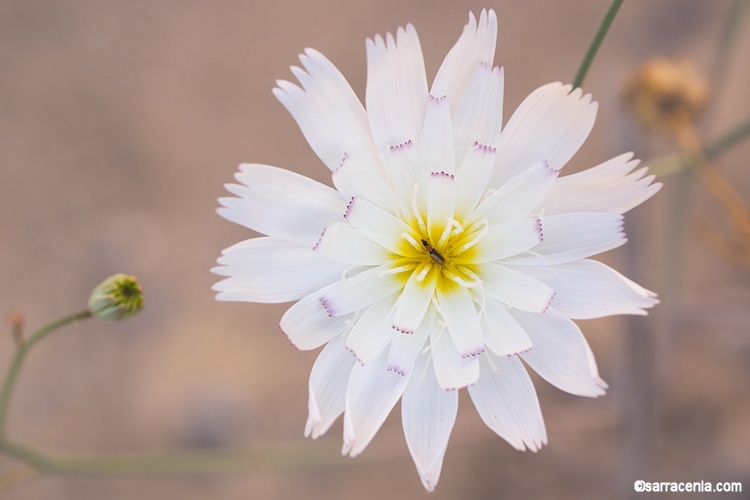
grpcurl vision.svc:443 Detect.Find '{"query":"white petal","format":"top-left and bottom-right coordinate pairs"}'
top-left (386, 139), bottom-right (428, 220)
top-left (366, 25), bottom-right (428, 167)
top-left (314, 222), bottom-right (391, 266)
top-left (505, 213), bottom-right (625, 265)
top-left (320, 265), bottom-right (405, 317)
top-left (213, 237), bottom-right (345, 303)
top-left (514, 308), bottom-right (607, 397)
top-left (480, 299), bottom-right (533, 356)
top-left (331, 156), bottom-right (400, 215)
top-left (393, 266), bottom-right (437, 334)
top-left (473, 217), bottom-right (543, 263)
top-left (273, 49), bottom-right (383, 173)
top-left (479, 263), bottom-right (556, 313)
top-left (344, 196), bottom-right (416, 254)
top-left (218, 164), bottom-right (346, 246)
top-left (454, 143), bottom-right (498, 217)
top-left (431, 9), bottom-right (498, 113)
top-left (306, 336), bottom-right (357, 439)
top-left (429, 320), bottom-right (480, 390)
top-left (467, 353), bottom-right (547, 451)
top-left (436, 279), bottom-right (485, 357)
top-left (419, 95), bottom-right (455, 174)
top-left (491, 83), bottom-right (598, 187)
top-left (346, 295), bottom-right (397, 365)
top-left (279, 283), bottom-right (351, 350)
top-left (387, 308), bottom-right (434, 376)
top-left (342, 350), bottom-right (411, 457)
top-left (453, 64), bottom-right (504, 164)
top-left (402, 353), bottom-right (458, 492)
top-left (541, 153), bottom-right (663, 215)
top-left (519, 260), bottom-right (658, 319)
top-left (472, 160), bottom-right (560, 225)
top-left (427, 171), bottom-right (457, 244)
top-left (584, 338), bottom-right (609, 390)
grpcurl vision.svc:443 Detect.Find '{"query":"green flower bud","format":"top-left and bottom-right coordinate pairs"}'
top-left (88, 274), bottom-right (143, 321)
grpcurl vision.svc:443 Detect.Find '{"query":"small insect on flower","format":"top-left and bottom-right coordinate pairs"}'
top-left (421, 239), bottom-right (446, 265)
top-left (213, 8), bottom-right (661, 492)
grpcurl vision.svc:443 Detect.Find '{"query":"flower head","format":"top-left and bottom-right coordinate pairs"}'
top-left (622, 57), bottom-right (709, 133)
top-left (88, 273), bottom-right (143, 321)
top-left (213, 9), bottom-right (660, 491)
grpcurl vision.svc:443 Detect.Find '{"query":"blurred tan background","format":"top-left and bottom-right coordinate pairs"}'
top-left (1, 1), bottom-right (749, 498)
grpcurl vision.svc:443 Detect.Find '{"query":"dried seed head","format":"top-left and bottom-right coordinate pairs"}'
top-left (622, 58), bottom-right (709, 134)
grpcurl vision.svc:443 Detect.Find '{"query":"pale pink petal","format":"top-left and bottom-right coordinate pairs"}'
top-left (273, 49), bottom-right (383, 173)
top-left (505, 213), bottom-right (626, 265)
top-left (213, 237), bottom-right (345, 303)
top-left (585, 338), bottom-right (609, 390)
top-left (454, 143), bottom-right (498, 216)
top-left (472, 160), bottom-right (560, 225)
top-left (402, 353), bottom-right (458, 492)
top-left (480, 299), bottom-right (533, 356)
top-left (387, 308), bottom-right (434, 376)
top-left (344, 196), bottom-right (417, 254)
top-left (279, 283), bottom-right (351, 350)
top-left (435, 279), bottom-right (484, 358)
top-left (473, 218), bottom-right (543, 263)
top-left (519, 260), bottom-right (658, 319)
top-left (467, 353), bottom-right (547, 451)
top-left (453, 64), bottom-right (504, 163)
top-left (393, 267), bottom-right (437, 334)
top-left (320, 265), bottom-right (406, 317)
top-left (542, 153), bottom-right (662, 215)
top-left (427, 171), bottom-right (457, 244)
top-left (491, 83), bottom-right (598, 187)
top-left (342, 350), bottom-right (411, 457)
top-left (331, 156), bottom-right (401, 216)
top-left (314, 223), bottom-right (392, 266)
top-left (346, 295), bottom-right (398, 365)
top-left (429, 321), bottom-right (480, 390)
top-left (366, 25), bottom-right (428, 167)
top-left (218, 164), bottom-right (347, 246)
top-left (514, 308), bottom-right (607, 397)
top-left (431, 9), bottom-right (498, 113)
top-left (306, 336), bottom-right (357, 439)
top-left (386, 139), bottom-right (428, 220)
top-left (479, 263), bottom-right (555, 312)
top-left (419, 95), bottom-right (455, 174)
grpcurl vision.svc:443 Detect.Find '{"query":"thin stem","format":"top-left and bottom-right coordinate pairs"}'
top-left (704, 116), bottom-right (750, 160)
top-left (572, 0), bottom-right (624, 89)
top-left (676, 125), bottom-right (750, 235)
top-left (0, 439), bottom-right (349, 477)
top-left (710, 0), bottom-right (749, 88)
top-left (0, 310), bottom-right (92, 438)
top-left (648, 116), bottom-right (750, 178)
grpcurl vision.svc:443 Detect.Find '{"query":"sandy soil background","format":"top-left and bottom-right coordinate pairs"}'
top-left (1, 1), bottom-right (749, 498)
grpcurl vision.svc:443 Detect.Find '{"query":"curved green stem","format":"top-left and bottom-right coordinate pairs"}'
top-left (0, 310), bottom-right (92, 438)
top-left (711, 0), bottom-right (749, 87)
top-left (704, 116), bottom-right (750, 160)
top-left (0, 439), bottom-right (347, 477)
top-left (0, 309), bottom-right (358, 483)
top-left (648, 116), bottom-right (750, 178)
top-left (572, 0), bottom-right (624, 89)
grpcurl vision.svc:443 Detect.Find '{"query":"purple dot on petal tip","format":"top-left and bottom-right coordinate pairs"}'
top-left (335, 152), bottom-right (349, 172)
top-left (313, 229), bottom-right (326, 250)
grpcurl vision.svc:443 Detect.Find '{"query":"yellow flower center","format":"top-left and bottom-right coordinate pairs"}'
top-left (389, 215), bottom-right (487, 292)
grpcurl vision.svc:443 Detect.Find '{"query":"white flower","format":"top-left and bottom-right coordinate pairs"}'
top-left (213, 9), bottom-right (660, 491)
